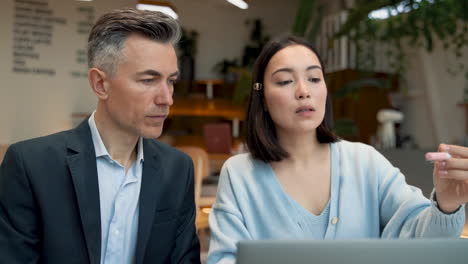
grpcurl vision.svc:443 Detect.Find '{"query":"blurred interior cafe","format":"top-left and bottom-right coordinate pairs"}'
top-left (0, 0), bottom-right (468, 259)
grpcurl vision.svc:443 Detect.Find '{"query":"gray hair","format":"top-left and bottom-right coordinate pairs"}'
top-left (87, 8), bottom-right (181, 75)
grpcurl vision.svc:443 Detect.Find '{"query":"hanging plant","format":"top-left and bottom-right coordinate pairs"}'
top-left (336, 0), bottom-right (468, 85)
top-left (292, 0), bottom-right (326, 41)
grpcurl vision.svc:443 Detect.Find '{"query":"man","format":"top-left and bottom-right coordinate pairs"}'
top-left (0, 8), bottom-right (200, 264)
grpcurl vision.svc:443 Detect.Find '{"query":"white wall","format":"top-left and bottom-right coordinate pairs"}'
top-left (173, 0), bottom-right (299, 79)
top-left (0, 0), bottom-right (300, 144)
top-left (401, 41), bottom-right (467, 148)
top-left (0, 0), bottom-right (139, 144)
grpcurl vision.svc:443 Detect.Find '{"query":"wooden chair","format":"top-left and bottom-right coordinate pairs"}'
top-left (176, 146), bottom-right (212, 251)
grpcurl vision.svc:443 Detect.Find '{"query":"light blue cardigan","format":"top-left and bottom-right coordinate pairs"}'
top-left (207, 140), bottom-right (465, 264)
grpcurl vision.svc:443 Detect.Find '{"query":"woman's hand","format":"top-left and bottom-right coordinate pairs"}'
top-left (433, 144), bottom-right (468, 213)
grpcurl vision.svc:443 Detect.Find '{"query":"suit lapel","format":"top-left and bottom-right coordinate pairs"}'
top-left (67, 119), bottom-right (102, 264)
top-left (135, 139), bottom-right (163, 264)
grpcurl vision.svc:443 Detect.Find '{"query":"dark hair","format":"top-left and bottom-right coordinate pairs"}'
top-left (245, 35), bottom-right (339, 163)
top-left (87, 8), bottom-right (181, 75)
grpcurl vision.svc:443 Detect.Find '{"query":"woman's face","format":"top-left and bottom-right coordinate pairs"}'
top-left (263, 44), bottom-right (327, 136)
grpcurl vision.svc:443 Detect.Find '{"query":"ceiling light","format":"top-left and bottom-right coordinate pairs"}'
top-left (137, 0), bottom-right (178, 19)
top-left (227, 0), bottom-right (248, 9)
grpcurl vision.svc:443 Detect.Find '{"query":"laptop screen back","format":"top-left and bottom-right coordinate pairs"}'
top-left (237, 239), bottom-right (468, 264)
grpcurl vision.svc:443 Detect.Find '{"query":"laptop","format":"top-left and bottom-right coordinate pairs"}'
top-left (237, 239), bottom-right (468, 264)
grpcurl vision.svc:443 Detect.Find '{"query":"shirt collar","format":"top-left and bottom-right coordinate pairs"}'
top-left (88, 111), bottom-right (144, 162)
top-left (136, 137), bottom-right (144, 162)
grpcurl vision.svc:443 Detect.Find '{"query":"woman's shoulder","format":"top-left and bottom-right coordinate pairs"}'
top-left (223, 152), bottom-right (266, 170)
top-left (333, 139), bottom-right (377, 156)
top-left (220, 152), bottom-right (271, 183)
top-left (224, 152), bottom-right (252, 165)
top-left (333, 140), bottom-right (393, 173)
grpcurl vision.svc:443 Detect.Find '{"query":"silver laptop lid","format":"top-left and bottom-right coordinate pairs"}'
top-left (237, 239), bottom-right (468, 264)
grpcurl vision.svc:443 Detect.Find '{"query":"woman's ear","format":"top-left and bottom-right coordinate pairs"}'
top-left (88, 68), bottom-right (109, 100)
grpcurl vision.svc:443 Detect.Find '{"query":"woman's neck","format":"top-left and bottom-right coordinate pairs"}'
top-left (275, 129), bottom-right (328, 168)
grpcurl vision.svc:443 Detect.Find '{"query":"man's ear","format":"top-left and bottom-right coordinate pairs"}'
top-left (88, 68), bottom-right (109, 100)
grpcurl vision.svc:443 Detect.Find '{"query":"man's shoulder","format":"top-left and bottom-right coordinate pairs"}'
top-left (143, 138), bottom-right (190, 161)
top-left (2, 128), bottom-right (79, 168)
top-left (11, 129), bottom-right (73, 153)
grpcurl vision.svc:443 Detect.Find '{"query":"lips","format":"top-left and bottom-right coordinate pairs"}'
top-left (146, 114), bottom-right (167, 119)
top-left (295, 105), bottom-right (315, 113)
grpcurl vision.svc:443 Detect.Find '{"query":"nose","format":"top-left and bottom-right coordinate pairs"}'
top-left (155, 83), bottom-right (173, 106)
top-left (295, 80), bottom-right (310, 100)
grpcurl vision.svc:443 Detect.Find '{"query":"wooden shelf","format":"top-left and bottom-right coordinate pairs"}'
top-left (71, 96), bottom-right (245, 173)
top-left (170, 97), bottom-right (245, 120)
top-left (170, 135), bottom-right (242, 152)
top-left (72, 97), bottom-right (245, 121)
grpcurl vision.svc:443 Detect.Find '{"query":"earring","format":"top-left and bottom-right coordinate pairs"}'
top-left (253, 83), bottom-right (262, 91)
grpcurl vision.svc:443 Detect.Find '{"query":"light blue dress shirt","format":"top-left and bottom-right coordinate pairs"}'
top-left (88, 112), bottom-right (144, 264)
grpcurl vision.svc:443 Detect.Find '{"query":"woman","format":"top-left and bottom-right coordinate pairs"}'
top-left (207, 35), bottom-right (467, 264)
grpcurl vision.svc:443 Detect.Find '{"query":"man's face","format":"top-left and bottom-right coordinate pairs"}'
top-left (102, 34), bottom-right (178, 139)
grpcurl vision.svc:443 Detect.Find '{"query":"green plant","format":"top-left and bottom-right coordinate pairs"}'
top-left (231, 67), bottom-right (252, 105)
top-left (215, 18), bottom-right (270, 104)
top-left (176, 27), bottom-right (199, 97)
top-left (178, 27), bottom-right (199, 57)
top-left (292, 0), bottom-right (326, 41)
top-left (334, 78), bottom-right (391, 100)
top-left (231, 19), bottom-right (270, 104)
top-left (241, 18), bottom-right (270, 67)
top-left (213, 58), bottom-right (239, 77)
top-left (333, 118), bottom-right (359, 138)
top-left (336, 0), bottom-right (468, 79)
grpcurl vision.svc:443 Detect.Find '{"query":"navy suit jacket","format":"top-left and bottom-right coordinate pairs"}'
top-left (0, 119), bottom-right (200, 263)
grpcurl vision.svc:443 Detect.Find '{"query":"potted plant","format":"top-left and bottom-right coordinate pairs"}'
top-left (177, 27), bottom-right (199, 97)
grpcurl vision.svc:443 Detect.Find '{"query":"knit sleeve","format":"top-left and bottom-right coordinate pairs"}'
top-left (207, 158), bottom-right (252, 264)
top-left (372, 148), bottom-right (466, 238)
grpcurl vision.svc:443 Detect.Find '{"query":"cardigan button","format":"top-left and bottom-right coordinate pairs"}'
top-left (330, 217), bottom-right (339, 225)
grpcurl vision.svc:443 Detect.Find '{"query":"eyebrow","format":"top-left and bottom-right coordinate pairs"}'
top-left (271, 65), bottom-right (322, 76)
top-left (136, 69), bottom-right (179, 78)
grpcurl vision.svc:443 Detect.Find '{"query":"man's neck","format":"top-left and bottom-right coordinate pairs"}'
top-left (94, 110), bottom-right (139, 171)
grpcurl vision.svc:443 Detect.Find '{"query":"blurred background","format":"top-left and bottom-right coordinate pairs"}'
top-left (1, 0), bottom-right (467, 257)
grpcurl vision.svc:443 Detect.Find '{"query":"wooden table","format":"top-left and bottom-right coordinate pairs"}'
top-left (195, 79), bottom-right (224, 99)
top-left (170, 97), bottom-right (245, 137)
